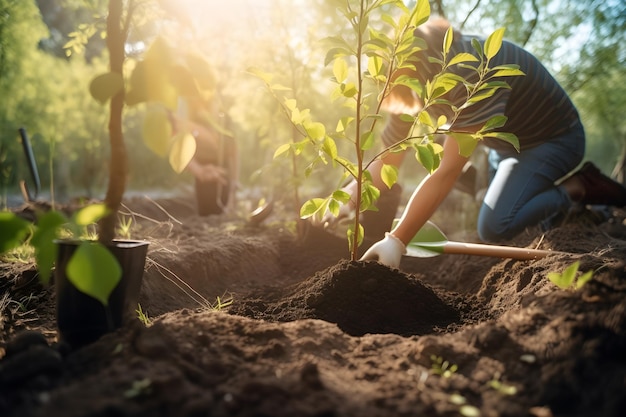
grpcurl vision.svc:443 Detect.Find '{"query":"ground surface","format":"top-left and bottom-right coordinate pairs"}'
top-left (1, 195), bottom-right (625, 417)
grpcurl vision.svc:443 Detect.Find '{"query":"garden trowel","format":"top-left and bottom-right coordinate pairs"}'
top-left (405, 220), bottom-right (565, 260)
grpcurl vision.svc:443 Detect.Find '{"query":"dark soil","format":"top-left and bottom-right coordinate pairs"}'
top-left (1, 195), bottom-right (625, 417)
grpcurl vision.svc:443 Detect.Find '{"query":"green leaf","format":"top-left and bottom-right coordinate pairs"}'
top-left (484, 132), bottom-right (520, 152)
top-left (322, 137), bottom-right (338, 161)
top-left (415, 143), bottom-right (437, 173)
top-left (418, 110), bottom-right (435, 129)
top-left (467, 88), bottom-right (498, 104)
top-left (333, 58), bottom-right (348, 84)
top-left (491, 67), bottom-right (525, 77)
top-left (0, 213), bottom-right (31, 253)
top-left (576, 270), bottom-right (594, 289)
top-left (332, 190), bottom-right (351, 205)
top-left (300, 198), bottom-right (327, 220)
top-left (168, 132), bottom-right (196, 173)
top-left (342, 82), bottom-right (358, 98)
top-left (305, 121), bottom-right (326, 141)
top-left (66, 242), bottom-right (122, 305)
top-left (367, 54), bottom-right (383, 77)
top-left (126, 60), bottom-right (178, 109)
top-left (449, 132), bottom-right (479, 158)
top-left (31, 211), bottom-right (67, 284)
top-left (447, 52), bottom-right (479, 67)
top-left (381, 164), bottom-right (398, 189)
top-left (328, 199), bottom-right (340, 217)
top-left (480, 115), bottom-right (508, 132)
top-left (360, 131), bottom-right (375, 151)
top-left (547, 261), bottom-right (579, 289)
top-left (484, 28), bottom-right (505, 60)
top-left (73, 204), bottom-right (109, 227)
top-left (361, 183), bottom-right (381, 212)
top-left (89, 72), bottom-right (124, 105)
top-left (346, 222), bottom-right (364, 253)
top-left (471, 38), bottom-right (483, 59)
top-left (273, 143), bottom-right (291, 159)
top-left (142, 108), bottom-right (173, 157)
top-left (428, 73), bottom-right (460, 99)
top-left (394, 75), bottom-right (424, 98)
top-left (443, 27), bottom-right (453, 55)
top-left (246, 66), bottom-right (274, 84)
top-left (412, 0), bottom-right (431, 27)
top-left (336, 117), bottom-right (354, 133)
top-left (324, 47), bottom-right (351, 66)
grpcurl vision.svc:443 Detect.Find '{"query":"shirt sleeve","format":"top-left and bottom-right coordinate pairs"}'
top-left (381, 114), bottom-right (414, 148)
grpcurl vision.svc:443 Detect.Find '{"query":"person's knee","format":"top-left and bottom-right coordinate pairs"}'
top-left (477, 219), bottom-right (501, 243)
top-left (477, 208), bottom-right (512, 243)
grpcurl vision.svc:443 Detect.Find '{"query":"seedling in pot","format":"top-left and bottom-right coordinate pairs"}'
top-left (1, 204), bottom-right (121, 305)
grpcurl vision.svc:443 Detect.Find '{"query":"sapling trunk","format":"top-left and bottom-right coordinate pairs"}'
top-left (99, 0), bottom-right (129, 244)
top-left (350, 0), bottom-right (367, 262)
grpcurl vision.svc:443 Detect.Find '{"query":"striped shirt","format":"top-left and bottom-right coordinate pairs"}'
top-left (382, 35), bottom-right (580, 152)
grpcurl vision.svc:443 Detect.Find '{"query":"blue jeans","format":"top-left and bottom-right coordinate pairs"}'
top-left (477, 121), bottom-right (585, 242)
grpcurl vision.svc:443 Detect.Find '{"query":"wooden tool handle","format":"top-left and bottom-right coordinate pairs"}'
top-left (443, 241), bottom-right (561, 260)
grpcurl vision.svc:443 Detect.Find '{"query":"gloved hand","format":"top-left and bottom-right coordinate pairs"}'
top-left (360, 232), bottom-right (407, 268)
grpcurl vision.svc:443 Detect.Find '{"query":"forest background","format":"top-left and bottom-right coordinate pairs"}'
top-left (0, 0), bottom-right (624, 215)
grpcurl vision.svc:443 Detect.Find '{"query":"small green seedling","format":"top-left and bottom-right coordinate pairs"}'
top-left (448, 394), bottom-right (480, 417)
top-left (488, 374), bottom-right (518, 396)
top-left (124, 378), bottom-right (152, 399)
top-left (117, 215), bottom-right (134, 240)
top-left (136, 303), bottom-right (152, 326)
top-left (547, 261), bottom-right (593, 290)
top-left (0, 204), bottom-right (122, 306)
top-left (430, 354), bottom-right (458, 378)
top-left (212, 295), bottom-right (233, 311)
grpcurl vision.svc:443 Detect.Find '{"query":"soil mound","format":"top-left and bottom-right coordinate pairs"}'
top-left (230, 259), bottom-right (461, 336)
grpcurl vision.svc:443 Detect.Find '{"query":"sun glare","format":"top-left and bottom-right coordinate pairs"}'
top-left (179, 0), bottom-right (273, 28)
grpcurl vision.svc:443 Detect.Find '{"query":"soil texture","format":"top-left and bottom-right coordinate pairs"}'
top-left (1, 196), bottom-right (625, 417)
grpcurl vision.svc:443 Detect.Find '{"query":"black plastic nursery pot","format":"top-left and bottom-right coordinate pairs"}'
top-left (54, 239), bottom-right (149, 350)
top-left (195, 178), bottom-right (231, 216)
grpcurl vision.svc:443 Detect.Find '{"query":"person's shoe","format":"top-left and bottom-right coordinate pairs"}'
top-left (574, 162), bottom-right (626, 207)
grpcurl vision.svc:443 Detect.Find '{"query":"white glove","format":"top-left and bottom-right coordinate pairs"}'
top-left (360, 232), bottom-right (407, 268)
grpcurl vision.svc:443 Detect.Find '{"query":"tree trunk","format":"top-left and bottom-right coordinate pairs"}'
top-left (99, 0), bottom-right (127, 244)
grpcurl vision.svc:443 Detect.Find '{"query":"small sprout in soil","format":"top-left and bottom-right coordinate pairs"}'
top-left (124, 378), bottom-right (152, 399)
top-left (136, 303), bottom-right (151, 326)
top-left (14, 293), bottom-right (38, 313)
top-left (430, 354), bottom-right (458, 378)
top-left (112, 343), bottom-right (124, 355)
top-left (116, 215), bottom-right (134, 240)
top-left (547, 261), bottom-right (593, 290)
top-left (210, 294), bottom-right (233, 311)
top-left (448, 394), bottom-right (480, 417)
top-left (488, 373), bottom-right (518, 396)
top-left (459, 405), bottom-right (481, 417)
top-left (449, 393), bottom-right (466, 405)
top-left (0, 242), bottom-right (34, 264)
